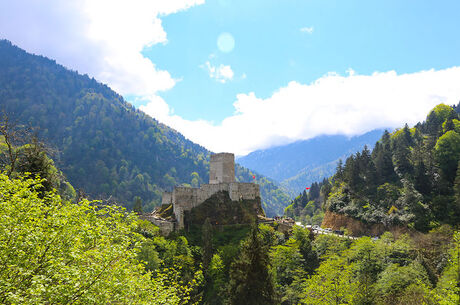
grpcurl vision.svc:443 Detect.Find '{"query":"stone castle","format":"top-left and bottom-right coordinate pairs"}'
top-left (146, 153), bottom-right (260, 234)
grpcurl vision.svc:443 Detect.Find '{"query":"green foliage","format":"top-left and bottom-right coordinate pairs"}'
top-left (284, 178), bottom-right (330, 225)
top-left (347, 237), bottom-right (384, 303)
top-left (0, 173), bottom-right (154, 304)
top-left (375, 262), bottom-right (431, 304)
top-left (428, 104), bottom-right (457, 127)
top-left (202, 218), bottom-right (213, 278)
top-left (295, 229), bottom-right (457, 304)
top-left (150, 267), bottom-right (203, 305)
top-left (301, 256), bottom-right (359, 305)
top-left (324, 103), bottom-right (460, 229)
top-left (227, 223), bottom-right (276, 305)
top-left (435, 130), bottom-right (460, 183)
top-left (133, 195), bottom-right (143, 214)
top-left (270, 239), bottom-right (306, 301)
top-left (0, 131), bottom-right (75, 201)
top-left (435, 231), bottom-right (460, 304)
top-left (313, 233), bottom-right (351, 260)
top-left (205, 254), bottom-right (226, 305)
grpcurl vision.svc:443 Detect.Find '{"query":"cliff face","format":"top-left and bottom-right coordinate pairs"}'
top-left (184, 190), bottom-right (264, 230)
top-left (321, 211), bottom-right (405, 236)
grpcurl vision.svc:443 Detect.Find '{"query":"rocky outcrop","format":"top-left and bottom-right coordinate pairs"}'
top-left (140, 213), bottom-right (175, 236)
top-left (183, 190), bottom-right (264, 230)
top-left (322, 211), bottom-right (388, 236)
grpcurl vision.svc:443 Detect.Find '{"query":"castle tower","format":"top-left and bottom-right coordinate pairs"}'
top-left (209, 153), bottom-right (235, 184)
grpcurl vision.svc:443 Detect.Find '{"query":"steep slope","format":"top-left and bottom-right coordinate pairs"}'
top-left (237, 130), bottom-right (384, 195)
top-left (0, 40), bottom-right (289, 215)
top-left (296, 103), bottom-right (460, 233)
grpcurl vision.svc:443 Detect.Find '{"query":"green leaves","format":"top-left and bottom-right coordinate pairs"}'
top-left (301, 256), bottom-right (358, 305)
top-left (0, 173), bottom-right (197, 304)
top-left (227, 223), bottom-right (276, 305)
top-left (435, 130), bottom-right (460, 183)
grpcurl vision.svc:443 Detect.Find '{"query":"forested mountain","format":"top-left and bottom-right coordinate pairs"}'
top-left (288, 103), bottom-right (460, 232)
top-left (0, 40), bottom-right (289, 215)
top-left (237, 130), bottom-right (384, 196)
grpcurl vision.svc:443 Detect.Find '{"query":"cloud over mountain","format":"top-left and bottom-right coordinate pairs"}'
top-left (141, 67), bottom-right (460, 155)
top-left (0, 0), bottom-right (204, 95)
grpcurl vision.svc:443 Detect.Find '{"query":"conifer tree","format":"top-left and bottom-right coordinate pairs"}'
top-left (453, 160), bottom-right (460, 223)
top-left (227, 222), bottom-right (276, 305)
top-left (133, 196), bottom-right (143, 214)
top-left (360, 145), bottom-right (378, 197)
top-left (202, 217), bottom-right (213, 278)
top-left (335, 159), bottom-right (344, 182)
top-left (414, 161), bottom-right (431, 196)
top-left (374, 133), bottom-right (397, 183)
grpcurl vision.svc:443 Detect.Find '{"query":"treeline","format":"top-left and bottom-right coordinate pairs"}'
top-left (0, 40), bottom-right (289, 215)
top-left (286, 103), bottom-right (460, 232)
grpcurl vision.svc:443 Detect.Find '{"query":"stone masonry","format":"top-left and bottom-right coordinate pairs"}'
top-left (158, 153), bottom-right (260, 231)
top-left (209, 153), bottom-right (235, 184)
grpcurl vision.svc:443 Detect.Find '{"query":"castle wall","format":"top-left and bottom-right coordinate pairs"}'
top-left (162, 192), bottom-right (172, 205)
top-left (163, 153), bottom-right (262, 230)
top-left (172, 182), bottom-right (261, 229)
top-left (209, 153), bottom-right (235, 184)
top-left (199, 183), bottom-right (229, 202)
top-left (228, 183), bottom-right (259, 201)
top-left (172, 187), bottom-right (199, 229)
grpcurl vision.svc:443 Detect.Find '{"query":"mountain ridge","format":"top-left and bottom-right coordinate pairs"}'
top-left (0, 39), bottom-right (289, 216)
top-left (237, 129), bottom-right (385, 195)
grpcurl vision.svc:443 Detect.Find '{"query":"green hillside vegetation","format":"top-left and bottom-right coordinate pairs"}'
top-left (284, 178), bottom-right (331, 225)
top-left (0, 40), bottom-right (289, 216)
top-left (295, 227), bottom-right (459, 305)
top-left (0, 172), bottom-right (202, 304)
top-left (287, 103), bottom-right (460, 232)
top-left (1, 167), bottom-right (458, 304)
top-left (324, 103), bottom-right (460, 231)
top-left (0, 122), bottom-right (76, 201)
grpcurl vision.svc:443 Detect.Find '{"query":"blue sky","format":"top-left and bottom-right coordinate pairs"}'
top-left (1, 0), bottom-right (460, 155)
top-left (140, 0), bottom-right (460, 122)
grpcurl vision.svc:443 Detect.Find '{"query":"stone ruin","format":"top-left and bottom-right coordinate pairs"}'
top-left (143, 153), bottom-right (260, 235)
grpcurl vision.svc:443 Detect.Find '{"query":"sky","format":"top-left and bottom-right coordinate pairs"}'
top-left (1, 0), bottom-right (460, 155)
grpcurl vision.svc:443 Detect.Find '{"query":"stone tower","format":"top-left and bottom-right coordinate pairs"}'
top-left (209, 153), bottom-right (235, 184)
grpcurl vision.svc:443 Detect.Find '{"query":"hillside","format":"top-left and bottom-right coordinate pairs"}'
top-left (0, 40), bottom-right (289, 216)
top-left (289, 103), bottom-right (460, 233)
top-left (237, 130), bottom-right (384, 195)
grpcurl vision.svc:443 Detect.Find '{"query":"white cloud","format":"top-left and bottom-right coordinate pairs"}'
top-left (203, 61), bottom-right (234, 83)
top-left (0, 0), bottom-right (204, 96)
top-left (2, 2), bottom-right (459, 157)
top-left (300, 26), bottom-right (314, 34)
top-left (140, 67), bottom-right (460, 156)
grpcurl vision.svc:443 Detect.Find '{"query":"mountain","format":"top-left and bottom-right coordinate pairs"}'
top-left (237, 130), bottom-right (385, 195)
top-left (0, 39), bottom-right (289, 216)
